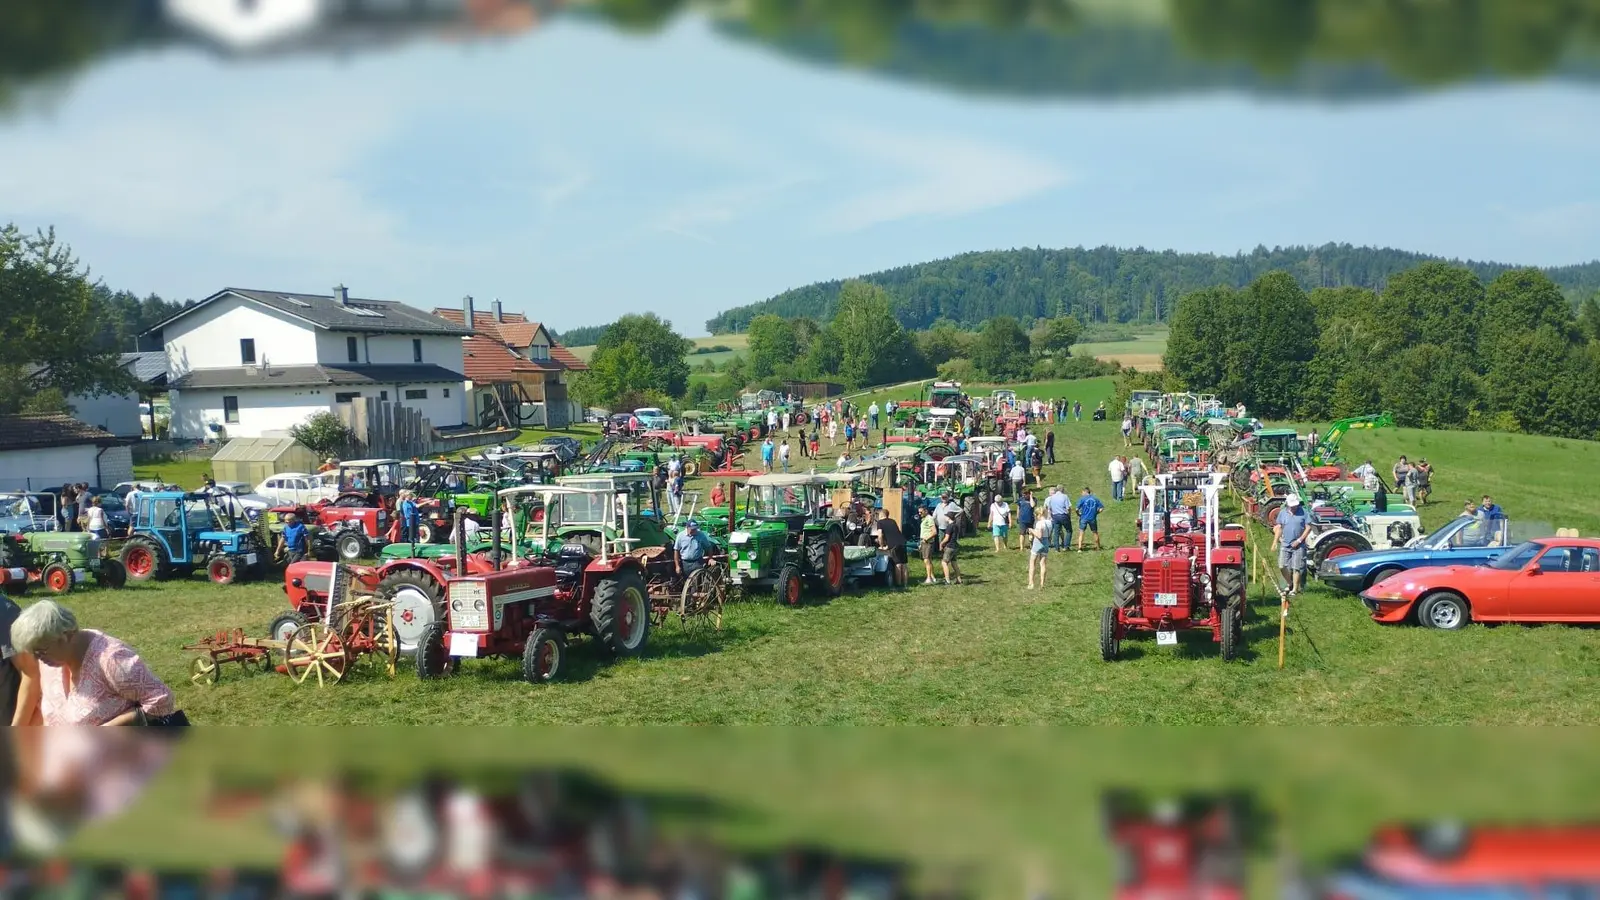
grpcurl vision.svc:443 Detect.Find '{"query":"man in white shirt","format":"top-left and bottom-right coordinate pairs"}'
top-left (988, 496), bottom-right (1011, 553)
top-left (666, 456), bottom-right (682, 478)
top-left (1108, 456), bottom-right (1127, 501)
top-left (1009, 459), bottom-right (1027, 499)
top-left (1352, 459), bottom-right (1379, 491)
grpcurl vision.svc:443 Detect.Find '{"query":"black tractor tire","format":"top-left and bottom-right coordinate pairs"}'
top-left (1220, 605), bottom-right (1242, 661)
top-left (415, 521), bottom-right (438, 544)
top-left (95, 558), bottom-right (127, 589)
top-left (775, 564), bottom-right (804, 607)
top-left (207, 555), bottom-right (237, 586)
top-left (521, 627), bottom-right (566, 684)
top-left (120, 536), bottom-right (169, 583)
top-left (414, 620), bottom-right (459, 679)
top-left (335, 531), bottom-right (369, 562)
top-left (806, 530), bottom-right (846, 597)
top-left (269, 610), bottom-right (309, 644)
top-left (376, 569), bottom-right (445, 655)
top-left (1114, 564), bottom-right (1141, 610)
top-left (41, 563), bottom-right (73, 596)
top-left (1311, 532), bottom-right (1371, 569)
top-left (591, 568), bottom-right (650, 658)
top-left (1258, 498), bottom-right (1284, 528)
top-left (962, 495), bottom-right (981, 536)
top-left (1214, 565), bottom-right (1247, 613)
top-left (1100, 606), bottom-right (1120, 661)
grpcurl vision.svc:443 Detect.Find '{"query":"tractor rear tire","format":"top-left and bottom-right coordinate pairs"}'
top-left (1220, 605), bottom-right (1242, 661)
top-left (95, 558), bottom-right (127, 589)
top-left (591, 568), bottom-right (650, 658)
top-left (208, 556), bottom-right (237, 586)
top-left (806, 531), bottom-right (845, 597)
top-left (775, 565), bottom-right (804, 607)
top-left (1311, 532), bottom-right (1371, 568)
top-left (120, 537), bottom-right (168, 583)
top-left (376, 569), bottom-right (444, 655)
top-left (521, 627), bottom-right (566, 684)
top-left (415, 522), bottom-right (438, 544)
top-left (269, 610), bottom-right (309, 644)
top-left (1100, 607), bottom-right (1120, 661)
top-left (336, 531), bottom-right (368, 563)
top-left (962, 495), bottom-right (981, 537)
top-left (414, 620), bottom-right (459, 679)
top-left (1114, 564), bottom-right (1141, 610)
top-left (1215, 565), bottom-right (1246, 613)
top-left (42, 563), bottom-right (73, 596)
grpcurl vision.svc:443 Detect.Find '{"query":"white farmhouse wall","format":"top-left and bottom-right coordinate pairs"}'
top-left (314, 332), bottom-right (463, 368)
top-left (164, 295), bottom-right (320, 376)
top-left (169, 386), bottom-right (335, 440)
top-left (0, 445), bottom-right (104, 492)
top-left (70, 390), bottom-right (143, 438)
top-left (394, 382), bottom-right (466, 428)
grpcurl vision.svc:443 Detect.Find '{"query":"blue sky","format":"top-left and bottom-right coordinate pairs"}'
top-left (1, 13), bottom-right (1597, 336)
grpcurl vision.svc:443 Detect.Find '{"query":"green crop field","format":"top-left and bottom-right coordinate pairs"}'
top-left (569, 333), bottom-right (751, 368)
top-left (78, 374), bottom-right (1598, 734)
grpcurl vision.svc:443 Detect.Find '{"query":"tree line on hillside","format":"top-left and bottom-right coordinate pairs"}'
top-left (1157, 262), bottom-right (1600, 440)
top-left (571, 282), bottom-right (1118, 412)
top-left (551, 323), bottom-right (609, 347)
top-left (704, 244), bottom-right (1600, 335)
top-left (1, 224), bottom-right (191, 416)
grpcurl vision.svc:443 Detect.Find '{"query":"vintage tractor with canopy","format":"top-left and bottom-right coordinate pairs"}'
top-left (1104, 480), bottom-right (1247, 662)
top-left (725, 473), bottom-right (848, 606)
top-left (121, 491), bottom-right (267, 585)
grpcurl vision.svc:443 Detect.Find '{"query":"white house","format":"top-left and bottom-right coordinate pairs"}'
top-left (151, 285), bottom-right (471, 440)
top-left (0, 415), bottom-right (133, 492)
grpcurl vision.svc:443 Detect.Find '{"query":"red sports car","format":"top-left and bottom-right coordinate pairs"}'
top-left (1360, 537), bottom-right (1600, 629)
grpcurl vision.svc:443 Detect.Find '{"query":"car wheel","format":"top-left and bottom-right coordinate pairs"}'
top-left (1418, 591), bottom-right (1470, 630)
top-left (1364, 566), bottom-right (1404, 590)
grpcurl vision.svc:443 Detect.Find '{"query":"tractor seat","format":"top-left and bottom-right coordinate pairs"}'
top-left (553, 542), bottom-right (592, 584)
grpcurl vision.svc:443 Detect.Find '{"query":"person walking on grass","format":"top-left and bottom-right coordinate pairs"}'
top-left (1122, 414), bottom-right (1134, 447)
top-left (1044, 430), bottom-right (1056, 466)
top-left (778, 439), bottom-right (791, 473)
top-left (1108, 455), bottom-right (1127, 502)
top-left (1045, 486), bottom-right (1072, 551)
top-left (940, 517), bottom-right (963, 585)
top-left (917, 506), bottom-right (939, 585)
top-left (761, 437), bottom-right (775, 472)
top-left (1029, 444), bottom-right (1044, 487)
top-left (988, 495), bottom-right (1011, 553)
top-left (828, 416), bottom-right (838, 446)
top-left (1272, 494), bottom-right (1310, 596)
top-left (1074, 487), bottom-right (1104, 551)
top-left (1393, 456), bottom-right (1414, 506)
top-left (1026, 517), bottom-right (1050, 589)
top-left (1073, 400), bottom-right (1082, 421)
top-left (1009, 456), bottom-right (1027, 500)
top-left (1016, 489), bottom-right (1036, 551)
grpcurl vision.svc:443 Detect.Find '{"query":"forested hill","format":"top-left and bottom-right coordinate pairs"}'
top-left (705, 244), bottom-right (1600, 334)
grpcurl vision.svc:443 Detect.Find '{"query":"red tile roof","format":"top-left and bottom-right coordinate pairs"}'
top-left (460, 335), bottom-right (550, 384)
top-left (432, 307), bottom-right (587, 374)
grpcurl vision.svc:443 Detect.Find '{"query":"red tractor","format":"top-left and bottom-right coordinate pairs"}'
top-left (1135, 473), bottom-right (1247, 551)
top-left (414, 484), bottom-right (651, 683)
top-left (1105, 480), bottom-right (1247, 662)
top-left (280, 459), bottom-right (403, 562)
top-left (1102, 792), bottom-right (1245, 900)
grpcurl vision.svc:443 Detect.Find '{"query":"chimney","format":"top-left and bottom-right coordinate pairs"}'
top-left (334, 284), bottom-right (349, 305)
top-left (463, 295), bottom-right (475, 331)
top-left (492, 299), bottom-right (504, 323)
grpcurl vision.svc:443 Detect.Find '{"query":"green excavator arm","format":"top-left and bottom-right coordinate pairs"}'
top-left (1308, 412), bottom-right (1395, 467)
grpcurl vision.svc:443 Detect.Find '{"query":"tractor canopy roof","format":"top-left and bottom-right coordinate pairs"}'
top-left (341, 458), bottom-right (402, 467)
top-left (823, 471), bottom-right (863, 484)
top-left (679, 410), bottom-right (705, 419)
top-left (937, 455), bottom-right (983, 466)
top-left (927, 406), bottom-right (960, 417)
top-left (879, 445), bottom-right (924, 459)
top-left (496, 484), bottom-right (593, 501)
top-left (1254, 428), bottom-right (1300, 438)
top-left (747, 473), bottom-right (829, 488)
top-left (557, 472), bottom-right (654, 488)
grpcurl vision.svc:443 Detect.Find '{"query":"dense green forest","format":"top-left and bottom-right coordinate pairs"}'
top-left (551, 324), bottom-right (610, 347)
top-left (706, 244), bottom-right (1600, 334)
top-left (1156, 263), bottom-right (1600, 440)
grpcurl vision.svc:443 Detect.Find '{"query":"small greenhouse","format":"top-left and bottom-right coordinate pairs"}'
top-left (209, 437), bottom-right (321, 486)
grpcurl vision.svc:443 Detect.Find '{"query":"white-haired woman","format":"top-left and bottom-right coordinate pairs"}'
top-left (10, 600), bottom-right (185, 726)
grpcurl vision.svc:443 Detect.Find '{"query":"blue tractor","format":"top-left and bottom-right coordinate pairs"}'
top-left (119, 491), bottom-right (267, 585)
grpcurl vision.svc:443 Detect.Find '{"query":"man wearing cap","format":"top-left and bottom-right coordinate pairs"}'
top-left (1272, 494), bottom-right (1311, 596)
top-left (673, 519), bottom-right (714, 578)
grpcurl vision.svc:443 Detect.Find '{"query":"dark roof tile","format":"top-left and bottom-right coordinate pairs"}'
top-left (0, 415), bottom-right (125, 451)
top-left (169, 363), bottom-right (465, 391)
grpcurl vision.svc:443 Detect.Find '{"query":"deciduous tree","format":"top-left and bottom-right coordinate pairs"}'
top-left (591, 312), bottom-right (692, 398)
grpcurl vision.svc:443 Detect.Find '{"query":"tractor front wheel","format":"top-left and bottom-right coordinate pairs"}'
top-left (1114, 564), bottom-right (1141, 610)
top-left (376, 569), bottom-right (444, 655)
top-left (120, 537), bottom-right (168, 583)
top-left (1214, 565), bottom-right (1246, 614)
top-left (208, 556), bottom-right (237, 586)
top-left (591, 568), bottom-right (650, 657)
top-left (415, 522), bottom-right (438, 544)
top-left (521, 627), bottom-right (566, 684)
top-left (775, 565), bottom-right (803, 607)
top-left (1100, 607), bottom-right (1120, 661)
top-left (269, 610), bottom-right (309, 644)
top-left (806, 531), bottom-right (845, 597)
top-left (42, 563), bottom-right (73, 595)
top-left (335, 531), bottom-right (368, 562)
top-left (1220, 605), bottom-right (1242, 661)
top-left (95, 558), bottom-right (127, 589)
top-left (414, 621), bottom-right (460, 679)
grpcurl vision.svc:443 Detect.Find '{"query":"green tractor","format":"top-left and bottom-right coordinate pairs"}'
top-left (0, 530), bottom-right (127, 595)
top-left (918, 454), bottom-right (990, 535)
top-left (553, 472), bottom-right (673, 553)
top-left (725, 473), bottom-right (848, 606)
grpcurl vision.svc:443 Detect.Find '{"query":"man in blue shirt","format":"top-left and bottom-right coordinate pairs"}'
top-left (399, 490), bottom-right (420, 544)
top-left (1044, 486), bottom-right (1073, 551)
top-left (761, 438), bottom-right (775, 472)
top-left (1479, 495), bottom-right (1506, 520)
top-left (1074, 487), bottom-right (1104, 551)
top-left (673, 519), bottom-right (714, 577)
top-left (1272, 494), bottom-right (1310, 596)
top-left (278, 511), bottom-right (310, 564)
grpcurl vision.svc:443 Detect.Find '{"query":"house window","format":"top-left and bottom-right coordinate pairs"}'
top-left (335, 392), bottom-right (361, 403)
top-left (223, 395), bottom-right (239, 424)
top-left (347, 336), bottom-right (359, 363)
top-left (531, 343), bottom-right (548, 360)
top-left (405, 389), bottom-right (427, 400)
top-left (380, 390), bottom-right (389, 401)
top-left (240, 339), bottom-right (256, 364)
top-left (413, 339), bottom-right (423, 363)
top-left (443, 388), bottom-right (451, 398)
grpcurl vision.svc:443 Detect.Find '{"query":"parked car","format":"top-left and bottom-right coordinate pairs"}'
top-left (1308, 821), bottom-right (1600, 897)
top-left (81, 489), bottom-right (132, 538)
top-left (1316, 515), bottom-right (1554, 594)
top-left (199, 482), bottom-right (272, 521)
top-left (0, 493), bottom-right (59, 534)
top-left (253, 472), bottom-right (341, 507)
top-left (537, 435), bottom-right (584, 463)
top-left (1359, 538), bottom-right (1600, 629)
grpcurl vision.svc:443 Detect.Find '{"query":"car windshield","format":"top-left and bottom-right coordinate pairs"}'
top-left (749, 483), bottom-right (812, 518)
top-left (0, 496), bottom-right (31, 517)
top-left (94, 494), bottom-right (125, 512)
top-left (1488, 541), bottom-right (1543, 570)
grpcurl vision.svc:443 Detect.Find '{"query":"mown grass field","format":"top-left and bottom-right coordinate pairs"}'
top-left (67, 374), bottom-right (1596, 732)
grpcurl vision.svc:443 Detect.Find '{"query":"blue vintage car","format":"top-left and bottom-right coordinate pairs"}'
top-left (1315, 514), bottom-right (1550, 594)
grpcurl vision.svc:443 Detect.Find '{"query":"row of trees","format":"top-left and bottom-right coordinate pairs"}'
top-left (1163, 262), bottom-right (1600, 439)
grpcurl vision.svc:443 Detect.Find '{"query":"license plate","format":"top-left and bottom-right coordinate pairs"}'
top-left (1153, 592), bottom-right (1179, 606)
top-left (448, 632), bottom-right (480, 658)
top-left (737, 560), bottom-right (751, 569)
top-left (1156, 631), bottom-right (1178, 646)
top-left (245, 553), bottom-right (258, 565)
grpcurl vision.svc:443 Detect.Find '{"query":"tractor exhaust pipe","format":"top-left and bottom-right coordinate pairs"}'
top-left (490, 491), bottom-right (504, 571)
top-left (453, 505), bottom-right (466, 569)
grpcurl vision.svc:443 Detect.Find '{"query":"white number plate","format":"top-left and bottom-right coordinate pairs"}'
top-left (448, 632), bottom-right (480, 658)
top-left (244, 553), bottom-right (258, 565)
top-left (1153, 592), bottom-right (1179, 606)
top-left (737, 560), bottom-right (751, 569)
top-left (1156, 631), bottom-right (1178, 646)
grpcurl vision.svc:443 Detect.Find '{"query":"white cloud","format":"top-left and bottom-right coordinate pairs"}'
top-left (815, 124), bottom-right (1073, 233)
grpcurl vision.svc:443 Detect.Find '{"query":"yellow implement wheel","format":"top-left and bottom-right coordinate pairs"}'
top-left (375, 607), bottom-right (400, 677)
top-left (189, 656), bottom-right (219, 686)
top-left (286, 623), bottom-right (349, 687)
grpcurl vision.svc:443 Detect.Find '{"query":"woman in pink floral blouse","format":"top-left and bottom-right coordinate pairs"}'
top-left (11, 600), bottom-right (186, 726)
